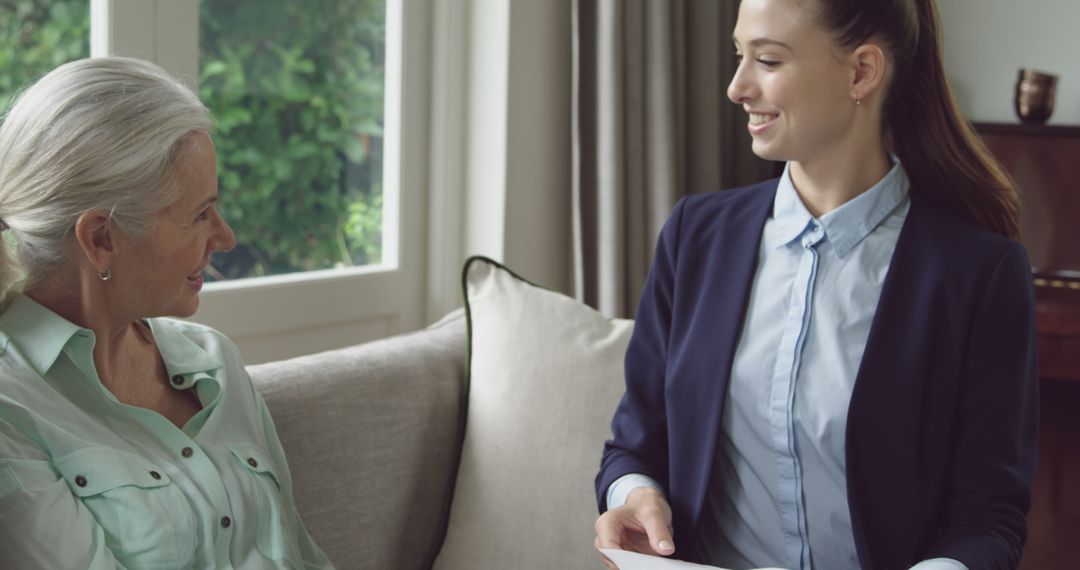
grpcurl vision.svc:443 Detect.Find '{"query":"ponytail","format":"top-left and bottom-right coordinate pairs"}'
top-left (0, 234), bottom-right (21, 310)
top-left (817, 0), bottom-right (1021, 239)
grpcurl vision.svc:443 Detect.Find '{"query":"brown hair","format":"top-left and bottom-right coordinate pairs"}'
top-left (815, 0), bottom-right (1020, 238)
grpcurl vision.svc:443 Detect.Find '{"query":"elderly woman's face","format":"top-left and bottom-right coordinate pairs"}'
top-left (114, 131), bottom-right (236, 318)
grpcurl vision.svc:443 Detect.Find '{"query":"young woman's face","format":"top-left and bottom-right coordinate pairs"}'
top-left (727, 0), bottom-right (857, 163)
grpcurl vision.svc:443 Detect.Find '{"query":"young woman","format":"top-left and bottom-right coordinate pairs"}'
top-left (593, 0), bottom-right (1037, 569)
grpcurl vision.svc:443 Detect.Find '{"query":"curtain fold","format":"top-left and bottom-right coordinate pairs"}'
top-left (572, 0), bottom-right (778, 318)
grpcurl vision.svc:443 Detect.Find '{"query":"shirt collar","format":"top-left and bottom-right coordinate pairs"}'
top-left (772, 158), bottom-right (910, 258)
top-left (0, 294), bottom-right (222, 380)
top-left (0, 294), bottom-right (85, 375)
top-left (147, 318), bottom-right (223, 379)
top-left (773, 165), bottom-right (817, 247)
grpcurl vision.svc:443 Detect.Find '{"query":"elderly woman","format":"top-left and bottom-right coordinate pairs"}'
top-left (0, 57), bottom-right (333, 569)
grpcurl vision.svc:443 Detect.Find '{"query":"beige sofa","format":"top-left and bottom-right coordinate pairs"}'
top-left (247, 258), bottom-right (632, 570)
top-left (248, 311), bottom-right (469, 570)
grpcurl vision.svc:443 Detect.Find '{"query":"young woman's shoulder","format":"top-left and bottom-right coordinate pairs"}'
top-left (906, 194), bottom-right (1031, 281)
top-left (681, 178), bottom-right (779, 210)
top-left (910, 195), bottom-right (1024, 253)
top-left (671, 178), bottom-right (779, 232)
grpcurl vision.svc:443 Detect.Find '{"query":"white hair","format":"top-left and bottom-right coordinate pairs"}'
top-left (0, 56), bottom-right (212, 302)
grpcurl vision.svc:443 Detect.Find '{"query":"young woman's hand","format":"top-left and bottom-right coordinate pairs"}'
top-left (593, 487), bottom-right (676, 569)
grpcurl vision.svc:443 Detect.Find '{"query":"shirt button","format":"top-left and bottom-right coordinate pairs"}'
top-left (181, 447), bottom-right (194, 458)
top-left (220, 516), bottom-right (232, 529)
top-left (247, 457), bottom-right (258, 468)
top-left (75, 475), bottom-right (87, 487)
top-left (171, 375), bottom-right (184, 386)
top-left (149, 471), bottom-right (161, 480)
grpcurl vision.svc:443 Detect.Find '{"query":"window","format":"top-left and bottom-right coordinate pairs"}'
top-left (199, 0), bottom-right (387, 280)
top-left (92, 0), bottom-right (429, 363)
top-left (0, 0), bottom-right (89, 112)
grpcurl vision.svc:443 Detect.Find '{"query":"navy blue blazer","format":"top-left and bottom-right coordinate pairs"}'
top-left (596, 179), bottom-right (1039, 570)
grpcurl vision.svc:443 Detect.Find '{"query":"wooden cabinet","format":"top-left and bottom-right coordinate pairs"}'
top-left (973, 122), bottom-right (1080, 568)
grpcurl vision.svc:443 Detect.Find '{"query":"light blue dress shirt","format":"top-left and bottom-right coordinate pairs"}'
top-left (607, 162), bottom-right (967, 570)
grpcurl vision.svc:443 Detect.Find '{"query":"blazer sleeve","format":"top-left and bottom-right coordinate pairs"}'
top-left (595, 197), bottom-right (688, 513)
top-left (924, 240), bottom-right (1039, 569)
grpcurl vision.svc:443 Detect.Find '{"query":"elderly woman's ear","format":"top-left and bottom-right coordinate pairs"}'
top-left (73, 209), bottom-right (118, 278)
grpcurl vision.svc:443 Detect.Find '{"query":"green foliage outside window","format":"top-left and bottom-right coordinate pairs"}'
top-left (200, 0), bottom-right (386, 279)
top-left (1, 0), bottom-right (386, 281)
top-left (0, 0), bottom-right (89, 113)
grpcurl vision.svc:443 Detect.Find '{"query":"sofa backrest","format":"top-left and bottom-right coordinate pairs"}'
top-left (248, 311), bottom-right (467, 570)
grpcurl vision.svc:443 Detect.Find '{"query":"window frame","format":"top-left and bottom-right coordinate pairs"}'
top-left (91, 0), bottom-right (431, 363)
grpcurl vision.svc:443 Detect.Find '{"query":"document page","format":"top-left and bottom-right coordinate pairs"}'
top-left (599, 549), bottom-right (788, 570)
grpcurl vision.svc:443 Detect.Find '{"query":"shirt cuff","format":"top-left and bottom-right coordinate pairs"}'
top-left (606, 473), bottom-right (664, 509)
top-left (909, 558), bottom-right (969, 570)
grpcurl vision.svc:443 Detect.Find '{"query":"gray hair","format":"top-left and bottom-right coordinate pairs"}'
top-left (0, 56), bottom-right (212, 302)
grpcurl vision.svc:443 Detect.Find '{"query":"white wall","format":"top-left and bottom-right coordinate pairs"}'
top-left (939, 0), bottom-right (1080, 125)
top-left (425, 0), bottom-right (572, 323)
top-left (460, 0), bottom-right (571, 295)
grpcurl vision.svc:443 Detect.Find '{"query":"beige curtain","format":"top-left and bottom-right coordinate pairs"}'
top-left (571, 0), bottom-right (778, 318)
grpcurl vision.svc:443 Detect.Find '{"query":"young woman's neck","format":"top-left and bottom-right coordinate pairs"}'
top-left (788, 133), bottom-right (892, 218)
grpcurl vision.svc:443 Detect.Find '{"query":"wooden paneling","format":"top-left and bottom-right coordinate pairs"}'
top-left (974, 123), bottom-right (1080, 568)
top-left (975, 123), bottom-right (1080, 277)
top-left (1035, 286), bottom-right (1080, 383)
top-left (1022, 379), bottom-right (1080, 569)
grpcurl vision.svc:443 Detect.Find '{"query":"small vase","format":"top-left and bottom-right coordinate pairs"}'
top-left (1015, 69), bottom-right (1058, 125)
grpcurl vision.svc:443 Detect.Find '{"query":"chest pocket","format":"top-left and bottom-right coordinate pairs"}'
top-left (228, 443), bottom-right (300, 563)
top-left (54, 448), bottom-right (195, 569)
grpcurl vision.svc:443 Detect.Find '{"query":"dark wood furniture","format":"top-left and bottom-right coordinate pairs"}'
top-left (973, 122), bottom-right (1080, 569)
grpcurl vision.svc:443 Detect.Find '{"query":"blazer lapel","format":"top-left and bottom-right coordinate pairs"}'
top-left (667, 181), bottom-right (777, 536)
top-left (844, 197), bottom-right (943, 567)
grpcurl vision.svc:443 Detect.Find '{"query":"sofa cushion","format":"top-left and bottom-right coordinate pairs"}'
top-left (248, 310), bottom-right (467, 570)
top-left (434, 257), bottom-right (632, 570)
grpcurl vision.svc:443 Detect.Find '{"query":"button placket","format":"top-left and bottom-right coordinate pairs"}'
top-left (768, 232), bottom-right (821, 569)
top-left (176, 440), bottom-right (233, 530)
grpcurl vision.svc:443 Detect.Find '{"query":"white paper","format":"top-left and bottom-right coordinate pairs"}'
top-left (599, 549), bottom-right (788, 570)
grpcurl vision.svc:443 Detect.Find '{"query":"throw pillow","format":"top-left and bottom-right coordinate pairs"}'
top-left (433, 256), bottom-right (633, 570)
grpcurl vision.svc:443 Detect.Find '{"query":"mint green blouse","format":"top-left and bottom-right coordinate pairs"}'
top-left (0, 295), bottom-right (334, 569)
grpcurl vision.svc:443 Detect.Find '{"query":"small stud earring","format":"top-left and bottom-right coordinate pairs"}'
top-left (855, 98), bottom-right (862, 106)
top-left (99, 268), bottom-right (112, 281)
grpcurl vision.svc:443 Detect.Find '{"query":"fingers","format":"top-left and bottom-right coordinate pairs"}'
top-left (594, 490), bottom-right (676, 560)
top-left (594, 511), bottom-right (624, 550)
top-left (623, 487), bottom-right (675, 556)
top-left (639, 510), bottom-right (675, 556)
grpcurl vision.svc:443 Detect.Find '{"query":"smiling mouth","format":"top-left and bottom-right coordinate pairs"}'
top-left (187, 266), bottom-right (206, 285)
top-left (749, 112), bottom-right (777, 125)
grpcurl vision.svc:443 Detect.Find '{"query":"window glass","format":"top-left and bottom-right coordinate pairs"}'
top-left (199, 0), bottom-right (387, 280)
top-left (0, 0), bottom-right (89, 113)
